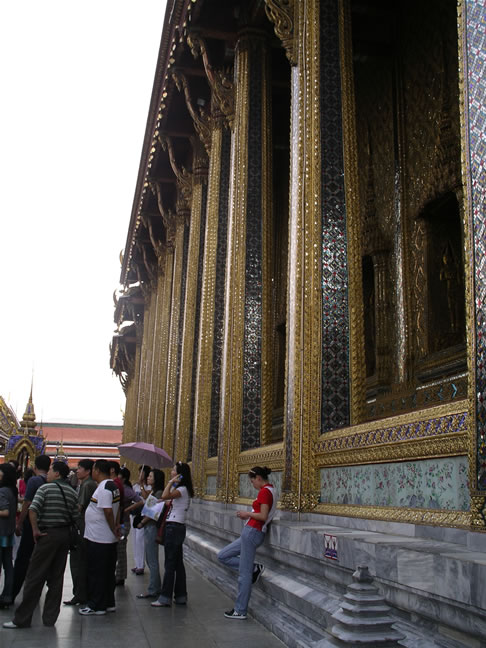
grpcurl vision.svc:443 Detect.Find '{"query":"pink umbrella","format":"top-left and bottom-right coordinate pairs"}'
top-left (118, 442), bottom-right (173, 469)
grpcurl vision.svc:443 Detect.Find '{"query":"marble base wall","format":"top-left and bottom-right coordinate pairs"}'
top-left (185, 499), bottom-right (486, 647)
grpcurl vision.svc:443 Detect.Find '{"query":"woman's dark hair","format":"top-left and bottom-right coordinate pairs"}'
top-left (0, 463), bottom-right (19, 497)
top-left (120, 467), bottom-right (132, 487)
top-left (23, 467), bottom-right (35, 483)
top-left (175, 461), bottom-right (194, 498)
top-left (248, 466), bottom-right (272, 480)
top-left (150, 469), bottom-right (165, 494)
top-left (139, 465), bottom-right (151, 481)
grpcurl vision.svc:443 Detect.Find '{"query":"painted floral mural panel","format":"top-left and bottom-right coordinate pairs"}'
top-left (206, 475), bottom-right (217, 496)
top-left (320, 456), bottom-right (469, 511)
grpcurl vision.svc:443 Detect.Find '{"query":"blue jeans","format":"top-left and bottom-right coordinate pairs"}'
top-left (217, 525), bottom-right (265, 615)
top-left (158, 523), bottom-right (187, 604)
top-left (144, 523), bottom-right (161, 595)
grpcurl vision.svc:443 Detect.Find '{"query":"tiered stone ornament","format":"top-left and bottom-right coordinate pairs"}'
top-left (328, 566), bottom-right (405, 647)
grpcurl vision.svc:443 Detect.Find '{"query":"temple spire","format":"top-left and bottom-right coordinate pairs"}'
top-left (21, 380), bottom-right (37, 434)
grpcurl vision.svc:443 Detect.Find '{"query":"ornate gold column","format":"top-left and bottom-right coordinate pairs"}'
top-left (272, 0), bottom-right (322, 511)
top-left (136, 293), bottom-right (152, 441)
top-left (192, 116), bottom-right (232, 495)
top-left (123, 331), bottom-right (142, 443)
top-left (458, 0), bottom-right (486, 527)
top-left (154, 247), bottom-right (174, 449)
top-left (186, 32), bottom-right (234, 497)
top-left (146, 265), bottom-right (165, 444)
top-left (140, 289), bottom-right (158, 438)
top-left (176, 141), bottom-right (208, 463)
top-left (217, 29), bottom-right (273, 501)
top-left (163, 208), bottom-right (188, 459)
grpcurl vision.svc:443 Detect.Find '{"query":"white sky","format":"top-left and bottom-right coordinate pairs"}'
top-left (0, 1), bottom-right (167, 424)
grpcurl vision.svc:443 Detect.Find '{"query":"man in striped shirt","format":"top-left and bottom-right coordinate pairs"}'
top-left (3, 461), bottom-right (78, 629)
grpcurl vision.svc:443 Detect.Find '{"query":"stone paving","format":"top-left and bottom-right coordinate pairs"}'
top-left (0, 542), bottom-right (285, 648)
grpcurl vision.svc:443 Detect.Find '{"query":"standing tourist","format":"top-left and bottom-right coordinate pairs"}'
top-left (217, 466), bottom-right (277, 620)
top-left (151, 462), bottom-right (193, 608)
top-left (115, 467), bottom-right (141, 586)
top-left (2, 461), bottom-right (78, 629)
top-left (0, 463), bottom-right (18, 608)
top-left (64, 459), bottom-right (96, 606)
top-left (136, 469), bottom-right (165, 599)
top-left (130, 465), bottom-right (151, 575)
top-left (11, 454), bottom-right (51, 602)
top-left (79, 459), bottom-right (120, 616)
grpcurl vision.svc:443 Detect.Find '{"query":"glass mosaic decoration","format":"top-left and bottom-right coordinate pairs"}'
top-left (241, 45), bottom-right (264, 451)
top-left (320, 0), bottom-right (350, 433)
top-left (208, 129), bottom-right (231, 457)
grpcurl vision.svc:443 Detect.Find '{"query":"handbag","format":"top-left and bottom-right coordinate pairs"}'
top-left (132, 513), bottom-right (143, 529)
top-left (156, 502), bottom-right (172, 545)
top-left (55, 482), bottom-right (81, 550)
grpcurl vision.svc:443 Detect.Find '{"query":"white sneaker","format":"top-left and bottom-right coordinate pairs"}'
top-left (78, 607), bottom-right (106, 616)
top-left (3, 621), bottom-right (19, 629)
top-left (224, 609), bottom-right (247, 620)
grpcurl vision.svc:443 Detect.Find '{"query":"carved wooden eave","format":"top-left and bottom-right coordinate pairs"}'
top-left (172, 68), bottom-right (212, 153)
top-left (120, 0), bottom-right (192, 286)
top-left (264, 0), bottom-right (297, 65)
top-left (186, 30), bottom-right (235, 128)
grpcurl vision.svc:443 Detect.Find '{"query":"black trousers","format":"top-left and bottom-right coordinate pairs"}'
top-left (160, 523), bottom-right (187, 601)
top-left (85, 539), bottom-right (117, 612)
top-left (69, 538), bottom-right (89, 603)
top-left (12, 524), bottom-right (35, 600)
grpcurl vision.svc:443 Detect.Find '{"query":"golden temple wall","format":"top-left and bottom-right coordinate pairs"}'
top-left (113, 0), bottom-right (486, 529)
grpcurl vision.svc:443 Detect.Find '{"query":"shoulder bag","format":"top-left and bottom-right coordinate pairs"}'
top-left (155, 501), bottom-right (172, 545)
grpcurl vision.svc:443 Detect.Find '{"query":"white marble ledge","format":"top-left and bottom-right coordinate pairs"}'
top-left (439, 551), bottom-right (486, 565)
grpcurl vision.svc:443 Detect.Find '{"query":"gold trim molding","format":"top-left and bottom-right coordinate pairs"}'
top-left (236, 443), bottom-right (284, 472)
top-left (315, 401), bottom-right (468, 452)
top-left (315, 502), bottom-right (471, 528)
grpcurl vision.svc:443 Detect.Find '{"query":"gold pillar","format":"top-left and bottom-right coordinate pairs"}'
top-left (147, 266), bottom-right (165, 444)
top-left (176, 147), bottom-right (208, 463)
top-left (140, 290), bottom-right (157, 438)
top-left (123, 337), bottom-right (141, 443)
top-left (217, 30), bottom-right (273, 501)
top-left (281, 0), bottom-right (322, 511)
top-left (192, 119), bottom-right (225, 496)
top-left (339, 0), bottom-right (366, 423)
top-left (163, 210), bottom-right (188, 459)
top-left (136, 296), bottom-right (152, 441)
top-left (154, 249), bottom-right (174, 449)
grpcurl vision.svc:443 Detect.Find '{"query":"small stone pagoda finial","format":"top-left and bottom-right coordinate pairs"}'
top-left (21, 380), bottom-right (37, 434)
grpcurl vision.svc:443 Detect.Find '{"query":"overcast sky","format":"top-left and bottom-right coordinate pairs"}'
top-left (0, 1), bottom-right (166, 424)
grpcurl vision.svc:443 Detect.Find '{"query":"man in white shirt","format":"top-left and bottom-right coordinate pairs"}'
top-left (79, 460), bottom-right (120, 616)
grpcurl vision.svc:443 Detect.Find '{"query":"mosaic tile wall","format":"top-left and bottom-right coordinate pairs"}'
top-left (241, 44), bottom-right (264, 452)
top-left (188, 183), bottom-right (208, 462)
top-left (320, 456), bottom-right (470, 511)
top-left (239, 470), bottom-right (282, 501)
top-left (320, 0), bottom-right (350, 433)
top-left (465, 1), bottom-right (486, 490)
top-left (208, 128), bottom-right (231, 457)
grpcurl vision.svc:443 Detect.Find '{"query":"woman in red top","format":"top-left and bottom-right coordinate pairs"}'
top-left (217, 466), bottom-right (276, 620)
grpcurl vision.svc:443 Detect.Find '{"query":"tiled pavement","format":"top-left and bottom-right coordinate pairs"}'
top-left (0, 544), bottom-right (285, 648)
